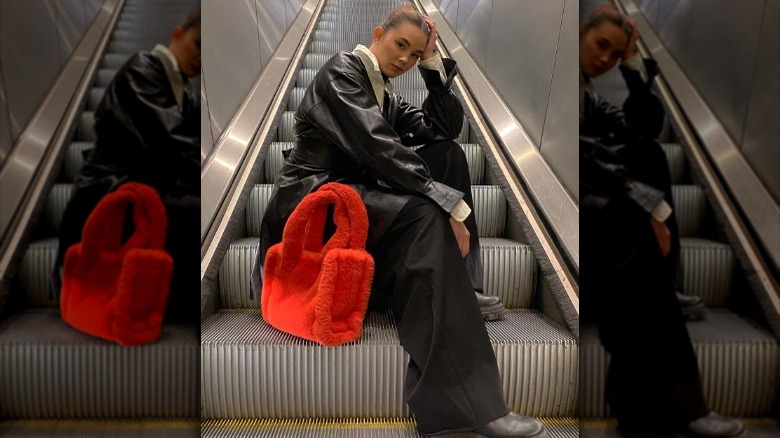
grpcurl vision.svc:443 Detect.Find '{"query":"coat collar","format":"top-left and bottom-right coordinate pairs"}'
top-left (353, 44), bottom-right (391, 110)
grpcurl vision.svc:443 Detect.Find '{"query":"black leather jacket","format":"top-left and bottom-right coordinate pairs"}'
top-left (254, 50), bottom-right (465, 290)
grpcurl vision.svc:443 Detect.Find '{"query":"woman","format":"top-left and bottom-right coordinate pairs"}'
top-left (252, 5), bottom-right (544, 438)
top-left (579, 5), bottom-right (743, 438)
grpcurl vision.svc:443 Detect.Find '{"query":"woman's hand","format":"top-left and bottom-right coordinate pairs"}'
top-left (650, 217), bottom-right (671, 257)
top-left (421, 15), bottom-right (438, 60)
top-left (449, 217), bottom-right (470, 257)
top-left (623, 15), bottom-right (638, 60)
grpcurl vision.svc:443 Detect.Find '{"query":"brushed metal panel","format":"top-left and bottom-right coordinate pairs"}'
top-left (0, 0), bottom-right (61, 140)
top-left (286, 0), bottom-right (304, 28)
top-left (440, 0), bottom-right (459, 30)
top-left (456, 0), bottom-right (492, 69)
top-left (486, 0), bottom-right (564, 146)
top-left (741, 0), bottom-right (780, 203)
top-left (540, 0), bottom-right (578, 198)
top-left (657, 0), bottom-right (693, 78)
top-left (56, 0), bottom-right (88, 64)
top-left (687, 0), bottom-right (763, 144)
top-left (202, 0), bottom-right (262, 141)
top-left (257, 0), bottom-right (287, 69)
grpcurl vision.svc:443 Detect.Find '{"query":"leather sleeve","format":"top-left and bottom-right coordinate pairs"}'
top-left (94, 54), bottom-right (199, 191)
top-left (301, 66), bottom-right (464, 213)
top-left (580, 137), bottom-right (665, 216)
top-left (389, 58), bottom-right (464, 145)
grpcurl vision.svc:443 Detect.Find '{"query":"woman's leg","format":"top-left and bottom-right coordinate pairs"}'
top-left (368, 196), bottom-right (509, 434)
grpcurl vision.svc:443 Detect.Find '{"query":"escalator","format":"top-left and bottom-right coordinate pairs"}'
top-left (0, 0), bottom-right (199, 435)
top-left (200, 0), bottom-right (578, 436)
top-left (580, 1), bottom-right (780, 435)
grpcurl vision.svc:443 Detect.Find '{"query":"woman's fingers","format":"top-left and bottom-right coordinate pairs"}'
top-left (449, 217), bottom-right (470, 257)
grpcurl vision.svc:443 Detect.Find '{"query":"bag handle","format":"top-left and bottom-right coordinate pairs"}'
top-left (280, 183), bottom-right (368, 268)
top-left (80, 183), bottom-right (168, 259)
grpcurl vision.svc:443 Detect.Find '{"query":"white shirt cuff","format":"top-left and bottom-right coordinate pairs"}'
top-left (450, 198), bottom-right (471, 222)
top-left (651, 199), bottom-right (673, 222)
top-left (419, 52), bottom-right (447, 84)
top-left (621, 53), bottom-right (643, 71)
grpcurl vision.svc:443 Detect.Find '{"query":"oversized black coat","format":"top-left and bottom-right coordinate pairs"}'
top-left (253, 50), bottom-right (465, 294)
top-left (54, 52), bottom-right (200, 322)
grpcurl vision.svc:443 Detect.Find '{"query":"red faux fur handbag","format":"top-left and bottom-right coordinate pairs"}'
top-left (61, 182), bottom-right (173, 347)
top-left (262, 183), bottom-right (375, 346)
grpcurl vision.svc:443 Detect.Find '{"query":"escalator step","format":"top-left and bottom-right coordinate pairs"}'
top-left (79, 112), bottom-right (96, 142)
top-left (680, 238), bottom-right (735, 307)
top-left (244, 184), bottom-right (504, 238)
top-left (102, 53), bottom-right (133, 70)
top-left (200, 417), bottom-right (580, 437)
top-left (96, 68), bottom-right (118, 87)
top-left (201, 309), bottom-right (577, 419)
top-left (580, 311), bottom-right (779, 418)
top-left (286, 87), bottom-right (305, 111)
top-left (672, 185), bottom-right (706, 237)
top-left (44, 183), bottom-right (73, 234)
top-left (88, 87), bottom-right (106, 110)
top-left (218, 236), bottom-right (534, 310)
top-left (660, 142), bottom-right (686, 185)
top-left (308, 41), bottom-right (355, 54)
top-left (0, 419), bottom-right (199, 437)
top-left (19, 238), bottom-right (58, 308)
top-left (63, 141), bottom-right (93, 182)
top-left (0, 310), bottom-right (198, 418)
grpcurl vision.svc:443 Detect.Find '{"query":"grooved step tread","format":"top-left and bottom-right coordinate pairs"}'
top-left (0, 310), bottom-right (198, 419)
top-left (581, 310), bottom-right (779, 418)
top-left (201, 417), bottom-right (580, 437)
top-left (580, 418), bottom-right (780, 438)
top-left (0, 419), bottom-right (199, 437)
top-left (202, 309), bottom-right (577, 419)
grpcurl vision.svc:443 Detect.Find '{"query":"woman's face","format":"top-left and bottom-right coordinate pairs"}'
top-left (579, 22), bottom-right (628, 78)
top-left (371, 22), bottom-right (427, 78)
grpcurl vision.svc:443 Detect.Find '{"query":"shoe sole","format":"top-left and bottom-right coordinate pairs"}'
top-left (481, 303), bottom-right (508, 321)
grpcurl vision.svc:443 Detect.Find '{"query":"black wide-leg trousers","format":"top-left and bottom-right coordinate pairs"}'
top-left (367, 140), bottom-right (508, 433)
top-left (581, 173), bottom-right (709, 434)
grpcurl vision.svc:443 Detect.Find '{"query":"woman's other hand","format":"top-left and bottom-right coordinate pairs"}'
top-left (623, 15), bottom-right (638, 60)
top-left (449, 217), bottom-right (470, 256)
top-left (421, 15), bottom-right (438, 60)
top-left (650, 217), bottom-right (671, 257)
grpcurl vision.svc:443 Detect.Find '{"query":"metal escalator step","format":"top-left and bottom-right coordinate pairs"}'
top-left (580, 418), bottom-right (780, 438)
top-left (308, 41), bottom-right (355, 54)
top-left (201, 417), bottom-right (580, 437)
top-left (278, 111), bottom-right (296, 142)
top-left (0, 310), bottom-right (198, 418)
top-left (45, 183), bottom-right (73, 234)
top-left (0, 419), bottom-right (200, 436)
top-left (96, 68), bottom-right (118, 87)
top-left (262, 142), bottom-right (483, 185)
top-left (481, 238), bottom-right (536, 308)
top-left (660, 142), bottom-right (686, 185)
top-left (64, 141), bottom-right (93, 182)
top-left (389, 72), bottom-right (426, 90)
top-left (473, 185), bottom-right (507, 237)
top-left (79, 112), bottom-right (96, 142)
top-left (672, 185), bottom-right (706, 237)
top-left (296, 68), bottom-right (318, 89)
top-left (680, 238), bottom-right (735, 307)
top-left (580, 311), bottom-right (779, 418)
top-left (218, 237), bottom-right (260, 309)
top-left (19, 238), bottom-right (58, 308)
top-left (88, 87), bottom-right (106, 110)
top-left (109, 40), bottom-right (143, 54)
top-left (102, 53), bottom-right (132, 70)
top-left (244, 184), bottom-right (504, 238)
top-left (287, 87), bottom-right (306, 111)
top-left (201, 309), bottom-right (577, 418)
top-left (264, 142), bottom-right (294, 183)
top-left (314, 30), bottom-right (375, 42)
top-left (219, 235), bottom-right (531, 310)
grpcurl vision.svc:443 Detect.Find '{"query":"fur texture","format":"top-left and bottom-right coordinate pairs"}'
top-left (61, 183), bottom-right (173, 347)
top-left (262, 183), bottom-right (374, 346)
